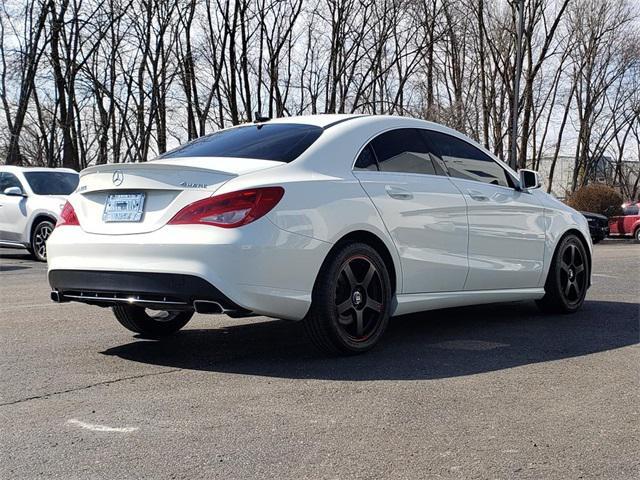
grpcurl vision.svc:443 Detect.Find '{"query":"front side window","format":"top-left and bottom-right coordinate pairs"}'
top-left (0, 173), bottom-right (23, 193)
top-left (423, 131), bottom-right (513, 188)
top-left (355, 128), bottom-right (438, 175)
top-left (160, 124), bottom-right (323, 163)
top-left (23, 172), bottom-right (79, 195)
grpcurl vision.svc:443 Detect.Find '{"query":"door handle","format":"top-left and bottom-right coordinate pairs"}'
top-left (467, 189), bottom-right (489, 201)
top-left (385, 185), bottom-right (413, 200)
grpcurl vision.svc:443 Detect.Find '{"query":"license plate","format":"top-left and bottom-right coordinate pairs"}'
top-left (103, 193), bottom-right (146, 222)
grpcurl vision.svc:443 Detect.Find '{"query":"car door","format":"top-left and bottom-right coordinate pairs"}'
top-left (0, 172), bottom-right (29, 243)
top-left (352, 128), bottom-right (469, 294)
top-left (422, 130), bottom-right (546, 291)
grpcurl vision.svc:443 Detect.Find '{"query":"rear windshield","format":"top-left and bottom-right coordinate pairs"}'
top-left (160, 124), bottom-right (323, 162)
top-left (24, 172), bottom-right (79, 195)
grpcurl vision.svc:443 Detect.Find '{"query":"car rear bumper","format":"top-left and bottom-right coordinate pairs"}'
top-left (48, 270), bottom-right (246, 314)
top-left (47, 220), bottom-right (332, 320)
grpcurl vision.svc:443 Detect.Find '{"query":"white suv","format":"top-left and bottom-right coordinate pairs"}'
top-left (0, 166), bottom-right (79, 261)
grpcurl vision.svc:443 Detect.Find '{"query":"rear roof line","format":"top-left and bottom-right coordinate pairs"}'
top-left (323, 115), bottom-right (371, 130)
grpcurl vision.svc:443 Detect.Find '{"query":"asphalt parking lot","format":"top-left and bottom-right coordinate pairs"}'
top-left (0, 242), bottom-right (638, 479)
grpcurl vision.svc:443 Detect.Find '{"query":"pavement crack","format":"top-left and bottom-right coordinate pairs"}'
top-left (0, 368), bottom-right (182, 407)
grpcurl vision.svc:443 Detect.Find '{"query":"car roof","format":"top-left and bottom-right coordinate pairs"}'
top-left (265, 113), bottom-right (450, 131)
top-left (266, 114), bottom-right (366, 128)
top-left (0, 166), bottom-right (78, 174)
top-left (268, 114), bottom-right (519, 180)
top-left (264, 114), bottom-right (473, 143)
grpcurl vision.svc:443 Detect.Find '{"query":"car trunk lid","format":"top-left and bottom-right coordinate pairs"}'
top-left (74, 157), bottom-right (282, 234)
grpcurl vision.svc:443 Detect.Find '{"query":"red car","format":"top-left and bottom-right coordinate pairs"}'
top-left (609, 202), bottom-right (640, 241)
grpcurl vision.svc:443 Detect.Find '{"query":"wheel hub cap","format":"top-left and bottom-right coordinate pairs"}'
top-left (352, 289), bottom-right (364, 308)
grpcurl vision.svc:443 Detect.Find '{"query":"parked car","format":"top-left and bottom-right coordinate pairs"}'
top-left (47, 114), bottom-right (592, 355)
top-left (0, 166), bottom-right (79, 261)
top-left (580, 211), bottom-right (609, 244)
top-left (608, 202), bottom-right (640, 241)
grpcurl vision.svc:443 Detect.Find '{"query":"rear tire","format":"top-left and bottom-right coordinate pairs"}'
top-left (536, 234), bottom-right (589, 313)
top-left (112, 305), bottom-right (193, 338)
top-left (303, 243), bottom-right (392, 355)
top-left (31, 220), bottom-right (54, 262)
top-left (634, 228), bottom-right (640, 242)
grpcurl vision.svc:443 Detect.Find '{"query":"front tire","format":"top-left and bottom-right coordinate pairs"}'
top-left (303, 243), bottom-right (392, 355)
top-left (634, 228), bottom-right (640, 242)
top-left (31, 220), bottom-right (54, 262)
top-left (112, 305), bottom-right (193, 338)
top-left (536, 234), bottom-right (589, 313)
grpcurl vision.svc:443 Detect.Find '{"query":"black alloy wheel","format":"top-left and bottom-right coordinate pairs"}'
top-left (537, 234), bottom-right (589, 313)
top-left (112, 305), bottom-right (194, 338)
top-left (335, 255), bottom-right (386, 342)
top-left (558, 242), bottom-right (587, 307)
top-left (304, 242), bottom-right (392, 355)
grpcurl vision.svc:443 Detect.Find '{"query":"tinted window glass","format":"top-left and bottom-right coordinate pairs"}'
top-left (424, 130), bottom-right (512, 187)
top-left (23, 172), bottom-right (79, 195)
top-left (161, 124), bottom-right (323, 163)
top-left (354, 145), bottom-right (378, 170)
top-left (0, 173), bottom-right (23, 193)
top-left (623, 204), bottom-right (639, 215)
top-left (370, 129), bottom-right (436, 175)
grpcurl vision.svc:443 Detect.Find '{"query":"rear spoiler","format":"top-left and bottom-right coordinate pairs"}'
top-left (80, 162), bottom-right (236, 178)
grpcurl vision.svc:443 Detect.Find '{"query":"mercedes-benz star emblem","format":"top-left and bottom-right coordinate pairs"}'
top-left (112, 170), bottom-right (124, 186)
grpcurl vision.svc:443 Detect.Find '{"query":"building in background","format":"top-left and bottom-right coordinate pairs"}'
top-left (536, 155), bottom-right (621, 199)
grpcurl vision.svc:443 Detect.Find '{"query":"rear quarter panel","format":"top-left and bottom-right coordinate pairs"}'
top-left (219, 167), bottom-right (405, 295)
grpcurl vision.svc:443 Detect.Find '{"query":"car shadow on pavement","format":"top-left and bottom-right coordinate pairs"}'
top-left (0, 265), bottom-right (31, 272)
top-left (0, 250), bottom-right (33, 261)
top-left (102, 300), bottom-right (639, 381)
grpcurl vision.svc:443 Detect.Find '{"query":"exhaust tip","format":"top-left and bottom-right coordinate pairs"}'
top-left (193, 300), bottom-right (224, 314)
top-left (50, 291), bottom-right (62, 303)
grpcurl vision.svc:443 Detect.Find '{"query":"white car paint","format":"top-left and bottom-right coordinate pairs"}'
top-left (0, 166), bottom-right (78, 250)
top-left (47, 114), bottom-right (592, 320)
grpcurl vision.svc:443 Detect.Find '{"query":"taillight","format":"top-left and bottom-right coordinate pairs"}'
top-left (168, 187), bottom-right (284, 228)
top-left (56, 201), bottom-right (80, 227)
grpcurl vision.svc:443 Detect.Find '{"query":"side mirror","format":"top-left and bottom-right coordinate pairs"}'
top-left (3, 186), bottom-right (26, 197)
top-left (518, 169), bottom-right (541, 190)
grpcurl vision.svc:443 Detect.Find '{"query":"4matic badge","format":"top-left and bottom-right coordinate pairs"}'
top-left (180, 181), bottom-right (208, 188)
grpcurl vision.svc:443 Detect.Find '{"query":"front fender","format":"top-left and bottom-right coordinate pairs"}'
top-left (540, 205), bottom-right (593, 288)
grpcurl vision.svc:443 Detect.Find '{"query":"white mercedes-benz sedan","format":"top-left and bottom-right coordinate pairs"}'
top-left (47, 114), bottom-right (592, 354)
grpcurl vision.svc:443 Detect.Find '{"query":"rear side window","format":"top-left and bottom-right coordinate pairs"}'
top-left (354, 145), bottom-right (378, 170)
top-left (423, 130), bottom-right (512, 187)
top-left (356, 128), bottom-right (437, 175)
top-left (161, 124), bottom-right (323, 163)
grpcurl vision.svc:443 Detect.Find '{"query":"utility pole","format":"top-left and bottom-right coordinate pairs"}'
top-left (510, 0), bottom-right (525, 170)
